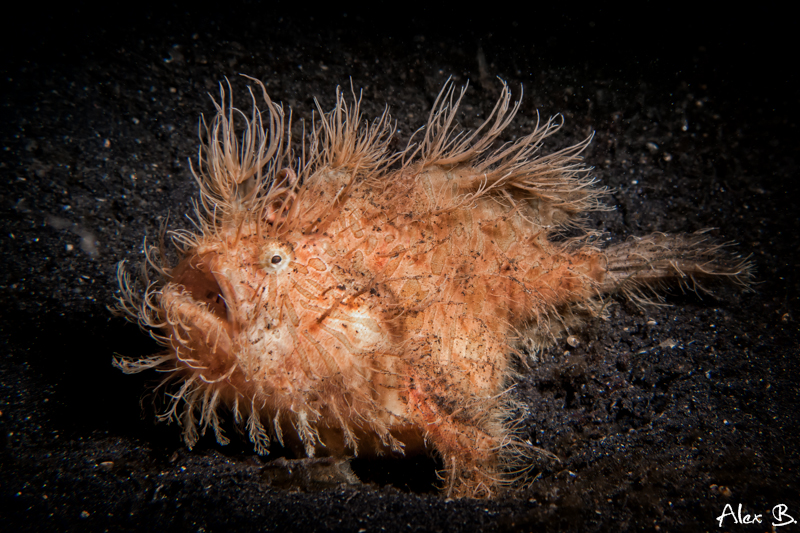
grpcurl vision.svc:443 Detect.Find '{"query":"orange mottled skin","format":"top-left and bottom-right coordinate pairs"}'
top-left (115, 79), bottom-right (751, 498)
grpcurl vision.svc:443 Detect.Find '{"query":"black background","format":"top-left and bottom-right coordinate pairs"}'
top-left (1, 2), bottom-right (797, 531)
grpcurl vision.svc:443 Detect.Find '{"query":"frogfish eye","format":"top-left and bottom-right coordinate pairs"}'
top-left (259, 240), bottom-right (294, 272)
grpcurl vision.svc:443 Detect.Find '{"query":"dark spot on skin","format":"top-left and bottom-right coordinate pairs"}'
top-left (271, 255), bottom-right (282, 264)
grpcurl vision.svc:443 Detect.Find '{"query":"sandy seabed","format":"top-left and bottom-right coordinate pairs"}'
top-left (1, 5), bottom-right (797, 532)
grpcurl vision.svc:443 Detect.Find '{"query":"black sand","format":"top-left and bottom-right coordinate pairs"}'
top-left (1, 5), bottom-right (797, 531)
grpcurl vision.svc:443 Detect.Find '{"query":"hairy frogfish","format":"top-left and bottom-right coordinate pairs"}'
top-left (114, 78), bottom-right (752, 498)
